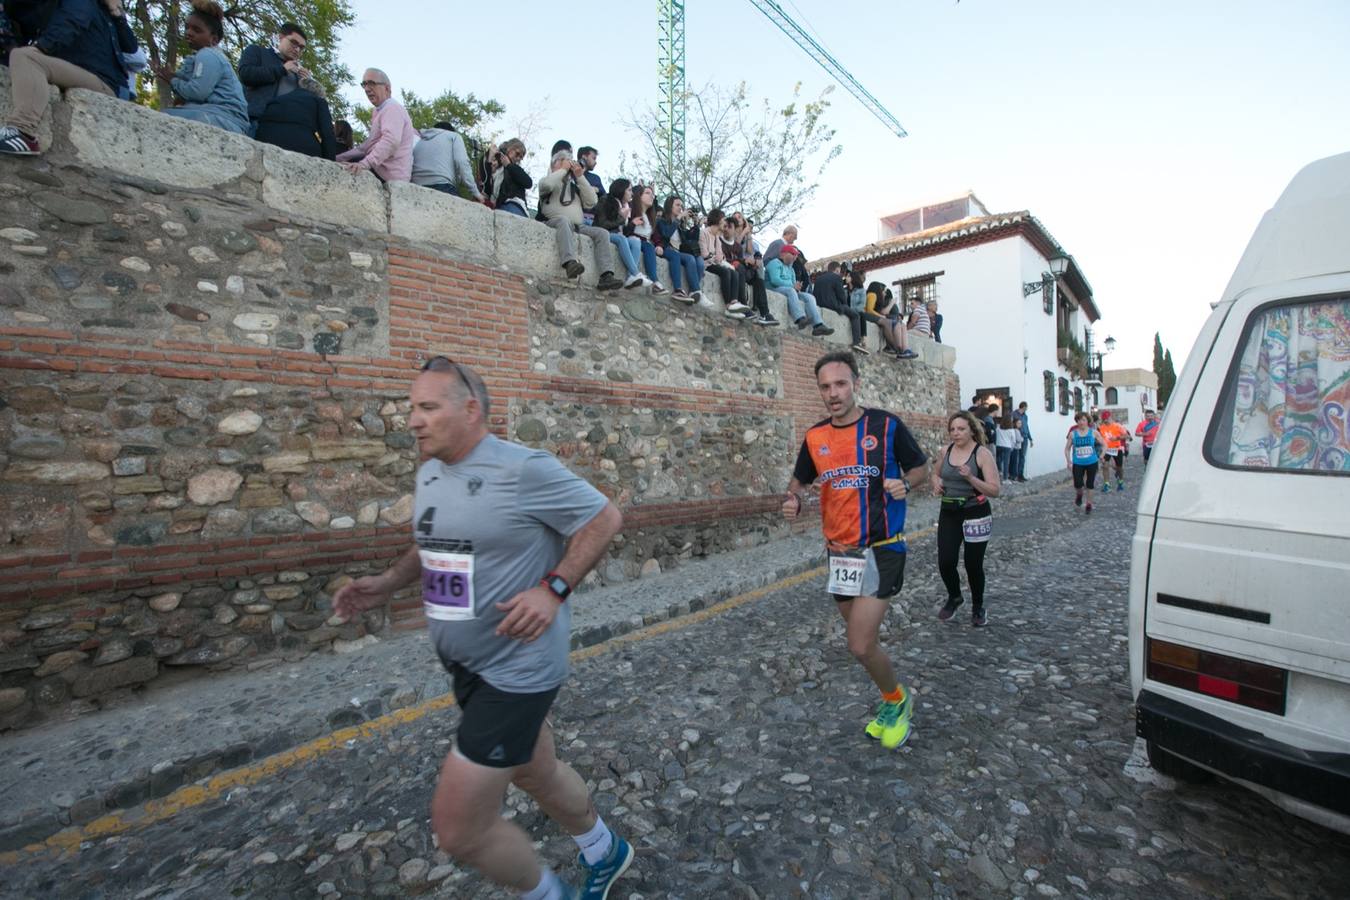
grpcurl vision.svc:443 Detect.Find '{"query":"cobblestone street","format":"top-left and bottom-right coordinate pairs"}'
top-left (5, 466), bottom-right (1349, 899)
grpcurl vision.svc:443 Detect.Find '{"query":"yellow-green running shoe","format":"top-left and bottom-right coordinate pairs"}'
top-left (865, 690), bottom-right (912, 749)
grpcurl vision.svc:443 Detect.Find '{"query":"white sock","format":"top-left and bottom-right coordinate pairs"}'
top-left (520, 867), bottom-right (564, 900)
top-left (574, 815), bottom-right (613, 866)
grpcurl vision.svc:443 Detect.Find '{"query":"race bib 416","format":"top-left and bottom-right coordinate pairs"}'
top-left (420, 549), bottom-right (475, 621)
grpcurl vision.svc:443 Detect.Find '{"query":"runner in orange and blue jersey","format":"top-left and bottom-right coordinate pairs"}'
top-left (783, 351), bottom-right (930, 750)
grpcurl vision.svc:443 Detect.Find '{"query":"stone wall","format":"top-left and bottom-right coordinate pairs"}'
top-left (0, 75), bottom-right (960, 728)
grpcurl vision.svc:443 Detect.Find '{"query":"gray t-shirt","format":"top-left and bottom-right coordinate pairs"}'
top-left (413, 435), bottom-right (607, 692)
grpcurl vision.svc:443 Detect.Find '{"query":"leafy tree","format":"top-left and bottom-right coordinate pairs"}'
top-left (1160, 349), bottom-right (1178, 408)
top-left (621, 81), bottom-right (842, 229)
top-left (352, 88), bottom-right (504, 145)
top-left (129, 0), bottom-right (355, 116)
top-left (1152, 332), bottom-right (1179, 408)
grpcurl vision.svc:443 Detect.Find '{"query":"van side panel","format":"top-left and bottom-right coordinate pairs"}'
top-left (1139, 278), bottom-right (1350, 757)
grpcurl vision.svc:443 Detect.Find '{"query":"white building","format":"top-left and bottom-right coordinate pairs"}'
top-left (818, 198), bottom-right (1103, 477)
top-left (1101, 368), bottom-right (1159, 426)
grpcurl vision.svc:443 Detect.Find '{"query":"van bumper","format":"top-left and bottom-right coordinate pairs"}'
top-left (1136, 689), bottom-right (1350, 816)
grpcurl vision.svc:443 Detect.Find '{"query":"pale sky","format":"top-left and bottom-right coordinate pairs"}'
top-left (334, 0), bottom-right (1349, 372)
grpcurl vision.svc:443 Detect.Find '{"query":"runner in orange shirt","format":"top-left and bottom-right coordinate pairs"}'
top-left (783, 351), bottom-right (930, 750)
top-left (1096, 411), bottom-right (1132, 492)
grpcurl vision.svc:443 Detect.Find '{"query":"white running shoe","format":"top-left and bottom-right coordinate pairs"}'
top-left (623, 274), bottom-right (645, 289)
top-left (649, 281), bottom-right (668, 294)
top-left (726, 301), bottom-right (750, 313)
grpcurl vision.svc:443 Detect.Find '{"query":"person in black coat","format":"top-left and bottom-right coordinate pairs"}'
top-left (253, 87), bottom-right (336, 159)
top-left (236, 23), bottom-right (309, 123)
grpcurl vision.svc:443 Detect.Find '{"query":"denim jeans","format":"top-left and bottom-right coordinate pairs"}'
top-left (662, 250), bottom-right (702, 292)
top-left (775, 284), bottom-right (822, 325)
top-left (1010, 445), bottom-right (1025, 479)
top-left (638, 240), bottom-right (661, 283)
top-left (996, 446), bottom-right (1011, 478)
top-left (609, 233), bottom-right (641, 277)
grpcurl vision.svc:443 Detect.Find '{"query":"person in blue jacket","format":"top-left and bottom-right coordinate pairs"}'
top-left (1, 0), bottom-right (138, 156)
top-left (154, 0), bottom-right (249, 135)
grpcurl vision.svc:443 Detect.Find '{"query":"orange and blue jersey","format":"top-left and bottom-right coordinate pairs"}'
top-left (792, 408), bottom-right (927, 550)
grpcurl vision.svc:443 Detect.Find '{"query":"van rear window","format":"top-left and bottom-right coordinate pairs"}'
top-left (1206, 297), bottom-right (1350, 474)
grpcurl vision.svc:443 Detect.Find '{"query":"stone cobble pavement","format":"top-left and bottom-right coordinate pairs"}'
top-left (3, 458), bottom-right (1349, 898)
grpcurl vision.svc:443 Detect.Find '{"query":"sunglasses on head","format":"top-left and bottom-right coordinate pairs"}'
top-left (420, 355), bottom-right (473, 395)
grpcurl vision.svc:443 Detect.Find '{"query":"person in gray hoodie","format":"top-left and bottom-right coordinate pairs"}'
top-left (411, 121), bottom-right (484, 201)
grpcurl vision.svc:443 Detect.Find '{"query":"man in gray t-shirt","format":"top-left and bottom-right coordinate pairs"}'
top-left (334, 359), bottom-right (633, 900)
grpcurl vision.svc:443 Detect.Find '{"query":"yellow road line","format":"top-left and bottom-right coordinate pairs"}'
top-left (0, 520), bottom-right (959, 863)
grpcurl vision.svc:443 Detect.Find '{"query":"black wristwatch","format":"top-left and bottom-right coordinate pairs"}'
top-left (541, 572), bottom-right (571, 602)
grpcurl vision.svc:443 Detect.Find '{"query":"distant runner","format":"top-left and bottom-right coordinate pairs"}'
top-left (1135, 409), bottom-right (1160, 464)
top-left (1065, 411), bottom-right (1103, 514)
top-left (783, 351), bottom-right (930, 750)
top-left (334, 358), bottom-right (632, 900)
top-left (1096, 411), bottom-right (1131, 492)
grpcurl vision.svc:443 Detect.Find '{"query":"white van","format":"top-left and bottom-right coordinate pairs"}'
top-left (1128, 151), bottom-right (1350, 834)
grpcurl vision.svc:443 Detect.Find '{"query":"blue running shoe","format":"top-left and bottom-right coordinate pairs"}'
top-left (1101, 483), bottom-right (1111, 493)
top-left (578, 830), bottom-right (633, 899)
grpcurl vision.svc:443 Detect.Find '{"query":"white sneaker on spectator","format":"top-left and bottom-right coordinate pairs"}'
top-left (724, 307), bottom-right (746, 319)
top-left (623, 274), bottom-right (645, 289)
top-left (726, 301), bottom-right (750, 313)
top-left (649, 281), bottom-right (668, 295)
top-left (690, 291), bottom-right (703, 302)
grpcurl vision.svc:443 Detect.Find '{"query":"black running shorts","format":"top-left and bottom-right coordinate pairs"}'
top-left (449, 663), bottom-right (559, 768)
top-left (831, 544), bottom-right (907, 603)
top-left (1073, 462), bottom-right (1098, 490)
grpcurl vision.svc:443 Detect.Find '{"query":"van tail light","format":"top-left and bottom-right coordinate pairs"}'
top-left (1147, 638), bottom-right (1287, 715)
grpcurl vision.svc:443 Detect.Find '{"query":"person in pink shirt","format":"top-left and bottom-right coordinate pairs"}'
top-left (337, 68), bottom-right (415, 182)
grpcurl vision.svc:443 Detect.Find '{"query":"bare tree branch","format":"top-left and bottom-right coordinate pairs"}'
top-left (620, 81), bottom-right (841, 229)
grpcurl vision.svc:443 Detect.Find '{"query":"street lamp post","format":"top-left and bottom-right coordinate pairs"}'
top-left (1023, 254), bottom-right (1071, 313)
top-left (1085, 330), bottom-right (1116, 385)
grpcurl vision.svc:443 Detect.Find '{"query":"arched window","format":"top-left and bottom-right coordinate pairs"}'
top-left (1105, 387), bottom-right (1118, 404)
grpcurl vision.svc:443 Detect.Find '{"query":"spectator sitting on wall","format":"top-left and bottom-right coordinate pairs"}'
top-left (859, 275), bottom-right (917, 359)
top-left (927, 298), bottom-right (943, 343)
top-left (337, 68), bottom-right (416, 182)
top-left (237, 23), bottom-right (310, 131)
top-left (488, 138), bottom-right (531, 217)
top-left (1, 0), bottom-right (139, 156)
top-left (700, 209), bottom-right (753, 319)
top-left (728, 213), bottom-right (777, 325)
top-left (153, 1), bottom-right (249, 135)
top-left (412, 120), bottom-right (485, 201)
top-left (624, 183), bottom-right (669, 295)
top-left (814, 261), bottom-right (868, 355)
top-left (334, 118), bottom-right (354, 154)
top-left (577, 146), bottom-right (603, 225)
top-left (762, 224), bottom-right (798, 267)
top-left (537, 148), bottom-right (623, 290)
top-left (767, 245), bottom-right (831, 336)
top-left (653, 194), bottom-right (704, 303)
top-left (907, 291), bottom-right (935, 339)
top-left (592, 178), bottom-right (652, 290)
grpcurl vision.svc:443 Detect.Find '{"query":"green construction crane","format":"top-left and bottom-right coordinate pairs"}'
top-left (656, 0), bottom-right (906, 178)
